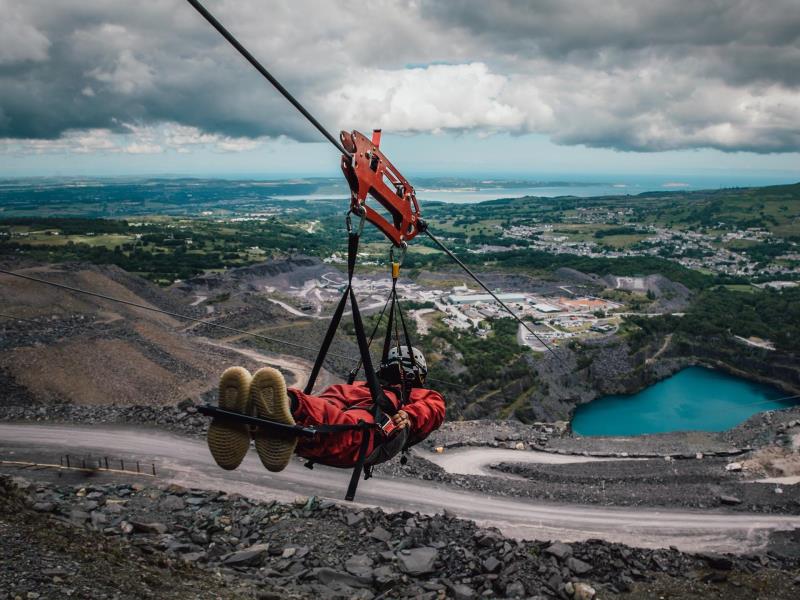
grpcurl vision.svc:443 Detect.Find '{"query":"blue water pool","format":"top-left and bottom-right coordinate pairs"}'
top-left (571, 366), bottom-right (797, 436)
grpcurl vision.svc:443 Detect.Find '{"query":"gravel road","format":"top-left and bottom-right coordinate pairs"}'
top-left (2, 422), bottom-right (798, 555)
top-left (421, 447), bottom-right (624, 476)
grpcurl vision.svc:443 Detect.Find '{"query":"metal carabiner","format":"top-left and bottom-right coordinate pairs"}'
top-left (346, 205), bottom-right (367, 236)
top-left (389, 242), bottom-right (407, 267)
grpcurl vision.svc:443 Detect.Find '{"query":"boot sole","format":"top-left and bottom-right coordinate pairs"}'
top-left (250, 367), bottom-right (297, 472)
top-left (207, 366), bottom-right (252, 470)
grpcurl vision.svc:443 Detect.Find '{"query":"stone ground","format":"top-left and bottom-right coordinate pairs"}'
top-left (492, 457), bottom-right (800, 514)
top-left (373, 452), bottom-right (800, 516)
top-left (2, 473), bottom-right (799, 600)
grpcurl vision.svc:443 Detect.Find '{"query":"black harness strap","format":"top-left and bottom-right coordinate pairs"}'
top-left (348, 267), bottom-right (390, 413)
top-left (381, 278), bottom-right (399, 363)
top-left (377, 271), bottom-right (419, 391)
top-left (303, 217), bottom-right (395, 501)
top-left (346, 423), bottom-right (374, 500)
top-left (347, 288), bottom-right (393, 384)
top-left (395, 289), bottom-right (417, 371)
top-left (304, 231), bottom-right (361, 395)
top-left (344, 238), bottom-right (391, 501)
top-left (305, 281), bottom-right (350, 394)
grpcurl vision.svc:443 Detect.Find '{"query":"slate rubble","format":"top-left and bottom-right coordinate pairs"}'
top-left (0, 399), bottom-right (211, 435)
top-left (2, 474), bottom-right (798, 600)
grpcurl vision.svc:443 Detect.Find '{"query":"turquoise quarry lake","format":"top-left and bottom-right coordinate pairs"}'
top-left (571, 367), bottom-right (797, 436)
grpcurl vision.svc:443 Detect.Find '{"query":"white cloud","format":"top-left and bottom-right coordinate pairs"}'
top-left (1, 0), bottom-right (799, 153)
top-left (124, 142), bottom-right (163, 154)
top-left (324, 63), bottom-right (526, 134)
top-left (88, 49), bottom-right (154, 95)
top-left (0, 123), bottom-right (268, 156)
top-left (0, 128), bottom-right (117, 154)
top-left (164, 125), bottom-right (218, 148)
top-left (214, 137), bottom-right (261, 152)
top-left (161, 124), bottom-right (260, 152)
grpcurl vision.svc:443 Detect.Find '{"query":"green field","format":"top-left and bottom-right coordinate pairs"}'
top-left (2, 180), bottom-right (798, 286)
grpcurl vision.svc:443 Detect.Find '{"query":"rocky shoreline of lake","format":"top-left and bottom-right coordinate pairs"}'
top-left (3, 473), bottom-right (799, 600)
top-left (508, 326), bottom-right (800, 425)
top-left (424, 406), bottom-right (800, 456)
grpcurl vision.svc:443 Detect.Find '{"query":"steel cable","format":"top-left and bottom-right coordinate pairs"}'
top-left (185, 0), bottom-right (349, 157)
top-left (423, 229), bottom-right (563, 361)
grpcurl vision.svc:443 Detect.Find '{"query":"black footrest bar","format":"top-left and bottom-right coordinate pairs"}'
top-left (197, 404), bottom-right (317, 437)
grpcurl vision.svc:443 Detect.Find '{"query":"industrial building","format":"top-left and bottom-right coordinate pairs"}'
top-left (448, 293), bottom-right (527, 305)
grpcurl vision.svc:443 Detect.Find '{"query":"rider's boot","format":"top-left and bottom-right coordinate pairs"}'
top-left (249, 367), bottom-right (297, 472)
top-left (207, 366), bottom-right (252, 470)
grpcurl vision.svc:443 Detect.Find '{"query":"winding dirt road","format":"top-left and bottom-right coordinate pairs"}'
top-left (199, 338), bottom-right (336, 391)
top-left (423, 447), bottom-right (627, 476)
top-left (1, 423), bottom-right (797, 555)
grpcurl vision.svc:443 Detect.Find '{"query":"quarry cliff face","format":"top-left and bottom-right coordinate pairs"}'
top-left (668, 337), bottom-right (800, 396)
top-left (176, 256), bottom-right (323, 291)
top-left (465, 333), bottom-right (800, 424)
top-left (538, 334), bottom-right (800, 423)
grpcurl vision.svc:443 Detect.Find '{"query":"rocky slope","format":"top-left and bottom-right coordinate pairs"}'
top-left (0, 261), bottom-right (313, 408)
top-left (3, 474), bottom-right (799, 600)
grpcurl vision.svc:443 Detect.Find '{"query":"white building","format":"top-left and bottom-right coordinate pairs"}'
top-left (448, 293), bottom-right (527, 305)
top-left (533, 302), bottom-right (561, 313)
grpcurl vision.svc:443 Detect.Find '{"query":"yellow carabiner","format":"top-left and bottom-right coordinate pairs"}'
top-left (391, 261), bottom-right (400, 279)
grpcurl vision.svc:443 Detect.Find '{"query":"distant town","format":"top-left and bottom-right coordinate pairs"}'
top-left (500, 223), bottom-right (800, 280)
top-left (257, 273), bottom-right (626, 353)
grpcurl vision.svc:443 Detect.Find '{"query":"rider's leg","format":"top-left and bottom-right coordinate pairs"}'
top-left (290, 387), bottom-right (377, 468)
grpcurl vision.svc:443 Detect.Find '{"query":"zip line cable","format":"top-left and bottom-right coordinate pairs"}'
top-left (185, 0), bottom-right (349, 157)
top-left (0, 268), bottom-right (465, 389)
top-left (423, 229), bottom-right (563, 360)
top-left (0, 312), bottom-right (40, 325)
top-left (183, 0), bottom-right (562, 362)
top-left (0, 268), bottom-right (354, 358)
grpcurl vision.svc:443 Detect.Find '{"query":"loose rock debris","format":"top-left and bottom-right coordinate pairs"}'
top-left (2, 474), bottom-right (799, 599)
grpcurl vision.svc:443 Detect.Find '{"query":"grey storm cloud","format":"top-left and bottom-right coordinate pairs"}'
top-left (0, 0), bottom-right (329, 142)
top-left (1, 0), bottom-right (799, 153)
top-left (423, 0), bottom-right (800, 86)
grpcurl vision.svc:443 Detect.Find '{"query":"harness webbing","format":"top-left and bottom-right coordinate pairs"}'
top-left (381, 279), bottom-right (399, 365)
top-left (301, 218), bottom-right (400, 500)
top-left (377, 269), bottom-right (419, 389)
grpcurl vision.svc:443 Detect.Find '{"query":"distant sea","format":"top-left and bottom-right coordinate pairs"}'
top-left (270, 172), bottom-right (800, 204)
top-left (2, 172), bottom-right (797, 207)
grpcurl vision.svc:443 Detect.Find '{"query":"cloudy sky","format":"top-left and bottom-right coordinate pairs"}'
top-left (1, 0), bottom-right (799, 179)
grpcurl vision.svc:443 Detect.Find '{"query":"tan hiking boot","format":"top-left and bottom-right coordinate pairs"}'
top-left (207, 366), bottom-right (252, 470)
top-left (249, 367), bottom-right (297, 472)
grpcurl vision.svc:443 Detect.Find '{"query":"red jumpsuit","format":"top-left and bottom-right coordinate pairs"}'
top-left (289, 382), bottom-right (446, 468)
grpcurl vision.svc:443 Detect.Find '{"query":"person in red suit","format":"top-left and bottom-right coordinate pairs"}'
top-left (207, 346), bottom-right (446, 472)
